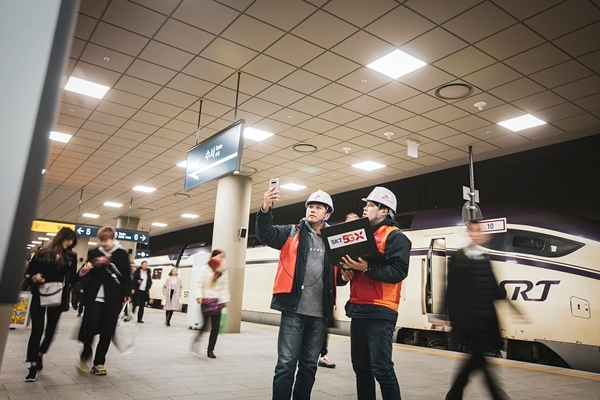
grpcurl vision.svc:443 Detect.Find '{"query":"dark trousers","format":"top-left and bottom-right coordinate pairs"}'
top-left (351, 318), bottom-right (401, 400)
top-left (166, 310), bottom-right (174, 322)
top-left (446, 344), bottom-right (507, 400)
top-left (80, 301), bottom-right (112, 366)
top-left (27, 296), bottom-right (63, 362)
top-left (194, 312), bottom-right (221, 352)
top-left (136, 290), bottom-right (148, 322)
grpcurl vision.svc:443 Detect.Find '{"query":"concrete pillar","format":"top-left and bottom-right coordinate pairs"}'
top-left (212, 175), bottom-right (252, 333)
top-left (116, 217), bottom-right (139, 259)
top-left (0, 0), bottom-right (79, 371)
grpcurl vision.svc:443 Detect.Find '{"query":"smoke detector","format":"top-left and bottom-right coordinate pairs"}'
top-left (474, 101), bottom-right (487, 111)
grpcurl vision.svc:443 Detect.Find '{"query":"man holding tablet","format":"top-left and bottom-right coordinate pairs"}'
top-left (339, 186), bottom-right (411, 400)
top-left (256, 183), bottom-right (337, 400)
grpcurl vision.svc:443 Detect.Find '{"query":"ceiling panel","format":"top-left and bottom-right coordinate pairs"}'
top-left (31, 0), bottom-right (600, 234)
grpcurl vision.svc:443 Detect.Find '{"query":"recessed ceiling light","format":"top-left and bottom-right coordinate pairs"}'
top-left (133, 185), bottom-right (156, 193)
top-left (353, 161), bottom-right (386, 171)
top-left (177, 160), bottom-right (187, 168)
top-left (32, 241), bottom-right (42, 244)
top-left (103, 202), bottom-right (123, 208)
top-left (497, 114), bottom-right (546, 132)
top-left (245, 127), bottom-right (273, 142)
top-left (292, 143), bottom-right (318, 153)
top-left (38, 237), bottom-right (50, 241)
top-left (361, 79), bottom-right (367, 83)
top-left (152, 222), bottom-right (167, 227)
top-left (82, 213), bottom-right (99, 218)
top-left (181, 214), bottom-right (199, 219)
top-left (103, 56), bottom-right (110, 61)
top-left (64, 77), bottom-right (110, 99)
top-left (367, 49), bottom-right (427, 80)
top-left (69, 109), bottom-right (75, 113)
top-left (89, 241), bottom-right (97, 245)
top-left (174, 192), bottom-right (190, 199)
top-left (280, 183), bottom-right (307, 191)
top-left (49, 131), bottom-right (72, 143)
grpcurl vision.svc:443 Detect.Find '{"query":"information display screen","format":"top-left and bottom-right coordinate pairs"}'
top-left (184, 120), bottom-right (245, 191)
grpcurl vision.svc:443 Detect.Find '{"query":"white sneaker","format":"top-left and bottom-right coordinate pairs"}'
top-left (318, 355), bottom-right (336, 368)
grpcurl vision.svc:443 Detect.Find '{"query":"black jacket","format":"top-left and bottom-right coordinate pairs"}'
top-left (255, 207), bottom-right (336, 325)
top-left (445, 248), bottom-right (506, 351)
top-left (78, 245), bottom-right (131, 339)
top-left (133, 267), bottom-right (153, 291)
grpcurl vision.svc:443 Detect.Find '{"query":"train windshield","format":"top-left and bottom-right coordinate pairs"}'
top-left (481, 229), bottom-right (584, 258)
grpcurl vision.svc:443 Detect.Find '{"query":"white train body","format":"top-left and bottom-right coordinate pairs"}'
top-left (140, 207), bottom-right (600, 372)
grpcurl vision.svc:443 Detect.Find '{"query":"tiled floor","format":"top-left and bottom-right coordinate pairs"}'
top-left (2, 307), bottom-right (599, 399)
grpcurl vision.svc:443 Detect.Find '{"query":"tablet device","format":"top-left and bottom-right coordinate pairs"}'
top-left (321, 217), bottom-right (391, 266)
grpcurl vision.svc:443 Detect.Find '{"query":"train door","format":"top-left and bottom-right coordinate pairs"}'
top-left (425, 238), bottom-right (447, 322)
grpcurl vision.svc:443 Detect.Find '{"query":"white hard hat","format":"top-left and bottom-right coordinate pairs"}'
top-left (305, 190), bottom-right (334, 213)
top-left (362, 186), bottom-right (396, 213)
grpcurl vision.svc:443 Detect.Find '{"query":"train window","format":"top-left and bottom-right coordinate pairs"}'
top-left (547, 237), bottom-right (583, 257)
top-left (152, 268), bottom-right (162, 280)
top-left (505, 229), bottom-right (584, 258)
top-left (513, 236), bottom-right (545, 250)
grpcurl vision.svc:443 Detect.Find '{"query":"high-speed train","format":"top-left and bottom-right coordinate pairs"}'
top-left (136, 206), bottom-right (600, 373)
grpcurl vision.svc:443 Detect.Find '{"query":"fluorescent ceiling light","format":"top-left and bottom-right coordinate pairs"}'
top-left (103, 202), bottom-right (123, 208)
top-left (353, 161), bottom-right (386, 171)
top-left (152, 222), bottom-right (168, 227)
top-left (245, 127), bottom-right (273, 142)
top-left (64, 76), bottom-right (110, 99)
top-left (82, 213), bottom-right (99, 218)
top-left (38, 237), bottom-right (50, 241)
top-left (89, 242), bottom-right (97, 245)
top-left (42, 169), bottom-right (46, 174)
top-left (367, 49), bottom-right (427, 79)
top-left (181, 214), bottom-right (199, 219)
top-left (46, 233), bottom-right (56, 236)
top-left (49, 131), bottom-right (72, 143)
top-left (133, 186), bottom-right (156, 193)
top-left (497, 114), bottom-right (546, 132)
top-left (280, 183), bottom-right (306, 191)
top-left (32, 241), bottom-right (42, 244)
top-left (177, 161), bottom-right (187, 168)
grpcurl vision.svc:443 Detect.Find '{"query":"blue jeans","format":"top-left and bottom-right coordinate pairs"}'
top-left (351, 318), bottom-right (401, 400)
top-left (273, 311), bottom-right (327, 400)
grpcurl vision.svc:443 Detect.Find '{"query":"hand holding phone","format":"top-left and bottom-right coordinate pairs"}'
top-left (263, 178), bottom-right (280, 211)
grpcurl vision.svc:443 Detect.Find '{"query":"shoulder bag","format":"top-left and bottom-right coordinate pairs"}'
top-left (38, 282), bottom-right (64, 307)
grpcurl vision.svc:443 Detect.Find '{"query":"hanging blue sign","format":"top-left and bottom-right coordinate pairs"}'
top-left (184, 120), bottom-right (245, 191)
top-left (116, 229), bottom-right (150, 244)
top-left (75, 225), bottom-right (99, 238)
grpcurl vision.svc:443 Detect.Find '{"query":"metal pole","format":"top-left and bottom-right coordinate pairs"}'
top-left (233, 71), bottom-right (241, 122)
top-left (127, 197), bottom-right (133, 228)
top-left (468, 145), bottom-right (476, 220)
top-left (195, 99), bottom-right (203, 145)
top-left (75, 188), bottom-right (83, 224)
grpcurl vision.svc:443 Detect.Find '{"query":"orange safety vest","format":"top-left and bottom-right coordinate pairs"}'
top-left (272, 226), bottom-right (300, 294)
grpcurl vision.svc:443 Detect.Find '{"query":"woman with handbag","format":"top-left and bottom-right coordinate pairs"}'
top-left (163, 267), bottom-right (183, 327)
top-left (191, 249), bottom-right (230, 358)
top-left (24, 227), bottom-right (78, 382)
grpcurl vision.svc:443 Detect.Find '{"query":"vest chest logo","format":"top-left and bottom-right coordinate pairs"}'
top-left (328, 229), bottom-right (367, 249)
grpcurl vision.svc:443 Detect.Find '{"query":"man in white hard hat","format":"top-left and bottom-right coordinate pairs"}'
top-left (256, 186), bottom-right (337, 400)
top-left (339, 186), bottom-right (411, 400)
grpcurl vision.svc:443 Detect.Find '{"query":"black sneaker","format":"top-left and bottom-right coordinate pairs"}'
top-left (24, 367), bottom-right (37, 382)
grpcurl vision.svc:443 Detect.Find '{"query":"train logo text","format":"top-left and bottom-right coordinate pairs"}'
top-left (500, 280), bottom-right (560, 302)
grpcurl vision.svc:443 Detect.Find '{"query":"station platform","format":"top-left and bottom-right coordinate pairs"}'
top-left (2, 307), bottom-right (599, 400)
